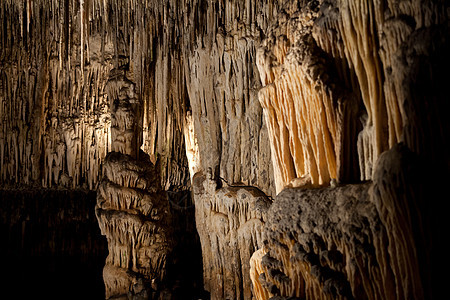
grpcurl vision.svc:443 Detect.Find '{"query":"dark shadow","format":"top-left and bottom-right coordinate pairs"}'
top-left (166, 190), bottom-right (210, 300)
top-left (0, 189), bottom-right (108, 299)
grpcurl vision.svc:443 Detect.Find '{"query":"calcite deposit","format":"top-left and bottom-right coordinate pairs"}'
top-left (249, 0), bottom-right (448, 298)
top-left (95, 54), bottom-right (173, 297)
top-left (96, 152), bottom-right (173, 298)
top-left (1, 0), bottom-right (448, 299)
top-left (251, 143), bottom-right (441, 300)
top-left (192, 171), bottom-right (272, 299)
top-left (254, 183), bottom-right (376, 299)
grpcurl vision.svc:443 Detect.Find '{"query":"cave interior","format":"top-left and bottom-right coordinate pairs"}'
top-left (0, 0), bottom-right (448, 299)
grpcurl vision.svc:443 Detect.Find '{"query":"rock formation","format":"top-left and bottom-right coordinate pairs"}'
top-left (95, 64), bottom-right (173, 297)
top-left (255, 183), bottom-right (375, 299)
top-left (96, 152), bottom-right (173, 299)
top-left (250, 0), bottom-right (448, 299)
top-left (1, 0), bottom-right (448, 299)
top-left (251, 142), bottom-right (443, 300)
top-left (192, 170), bottom-right (272, 299)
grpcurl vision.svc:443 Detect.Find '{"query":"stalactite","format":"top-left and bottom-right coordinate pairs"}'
top-left (311, 0), bottom-right (448, 181)
top-left (80, 0), bottom-right (85, 81)
top-left (256, 4), bottom-right (361, 193)
top-left (0, 0), bottom-right (276, 195)
top-left (0, 0), bottom-right (117, 189)
top-left (183, 111), bottom-right (200, 180)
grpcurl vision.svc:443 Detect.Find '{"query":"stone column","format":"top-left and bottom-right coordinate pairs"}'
top-left (96, 73), bottom-right (172, 299)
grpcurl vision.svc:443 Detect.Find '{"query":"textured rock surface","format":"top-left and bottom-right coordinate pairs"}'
top-left (96, 152), bottom-right (173, 299)
top-left (192, 171), bottom-right (272, 300)
top-left (253, 142), bottom-right (445, 300)
top-left (259, 183), bottom-right (381, 299)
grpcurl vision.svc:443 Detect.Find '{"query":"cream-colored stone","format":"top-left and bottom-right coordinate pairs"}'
top-left (250, 248), bottom-right (270, 300)
top-left (192, 171), bottom-right (272, 300)
top-left (96, 153), bottom-right (172, 299)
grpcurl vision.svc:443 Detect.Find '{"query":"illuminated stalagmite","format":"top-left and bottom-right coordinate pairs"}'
top-left (192, 170), bottom-right (272, 299)
top-left (95, 70), bottom-right (173, 298)
top-left (96, 151), bottom-right (173, 298)
top-left (1, 0), bottom-right (448, 299)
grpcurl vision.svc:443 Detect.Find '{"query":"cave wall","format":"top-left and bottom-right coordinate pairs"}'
top-left (1, 0), bottom-right (448, 299)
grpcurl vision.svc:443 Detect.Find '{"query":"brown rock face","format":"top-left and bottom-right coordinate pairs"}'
top-left (257, 183), bottom-right (375, 299)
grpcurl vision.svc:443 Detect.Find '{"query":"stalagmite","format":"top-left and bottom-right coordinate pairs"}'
top-left (80, 0), bottom-right (84, 81)
top-left (96, 66), bottom-right (173, 297)
top-left (96, 152), bottom-right (173, 298)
